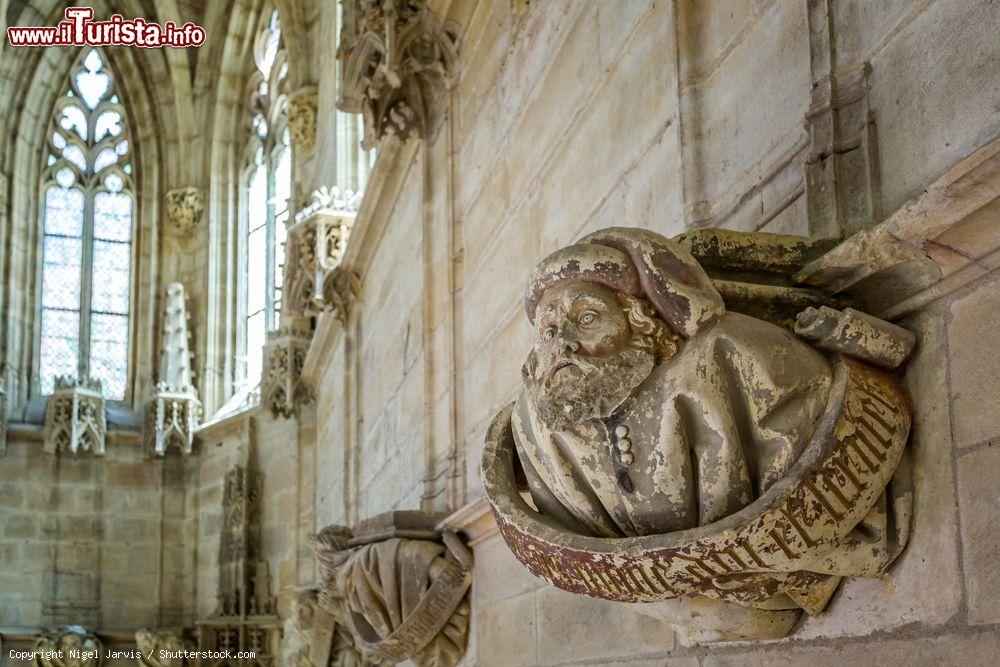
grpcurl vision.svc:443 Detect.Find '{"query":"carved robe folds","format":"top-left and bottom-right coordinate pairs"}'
top-left (482, 227), bottom-right (915, 642)
top-left (309, 512), bottom-right (472, 666)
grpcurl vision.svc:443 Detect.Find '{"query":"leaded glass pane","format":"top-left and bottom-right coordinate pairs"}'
top-left (39, 309), bottom-right (80, 393)
top-left (248, 225), bottom-right (267, 315)
top-left (246, 310), bottom-right (265, 385)
top-left (93, 147), bottom-right (117, 173)
top-left (91, 241), bottom-right (130, 315)
top-left (42, 237), bottom-right (82, 310)
top-left (76, 50), bottom-right (110, 109)
top-left (94, 191), bottom-right (131, 241)
top-left (94, 110), bottom-right (122, 141)
top-left (248, 164), bottom-right (267, 232)
top-left (52, 132), bottom-right (67, 150)
top-left (60, 104), bottom-right (87, 140)
top-left (62, 144), bottom-right (87, 171)
top-left (44, 185), bottom-right (84, 236)
top-left (89, 313), bottom-right (128, 400)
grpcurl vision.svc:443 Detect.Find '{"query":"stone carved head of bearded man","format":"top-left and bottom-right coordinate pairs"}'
top-left (523, 228), bottom-right (724, 433)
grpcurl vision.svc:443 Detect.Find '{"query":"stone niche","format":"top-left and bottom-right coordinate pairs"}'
top-left (482, 226), bottom-right (917, 643)
top-left (302, 510), bottom-right (474, 666)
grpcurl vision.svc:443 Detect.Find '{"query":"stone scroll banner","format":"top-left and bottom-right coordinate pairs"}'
top-left (482, 356), bottom-right (910, 613)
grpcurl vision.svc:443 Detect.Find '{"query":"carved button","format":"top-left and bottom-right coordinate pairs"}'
top-left (617, 438), bottom-right (632, 452)
top-left (614, 425), bottom-right (629, 438)
top-left (620, 451), bottom-right (634, 466)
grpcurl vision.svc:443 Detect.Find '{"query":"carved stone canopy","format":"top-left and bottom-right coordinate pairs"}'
top-left (482, 227), bottom-right (915, 642)
top-left (43, 377), bottom-right (107, 456)
top-left (309, 510), bottom-right (473, 667)
top-left (33, 625), bottom-right (103, 667)
top-left (337, 0), bottom-right (458, 149)
top-left (164, 187), bottom-right (205, 235)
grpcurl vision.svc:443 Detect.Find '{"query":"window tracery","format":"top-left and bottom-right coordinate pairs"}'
top-left (38, 48), bottom-right (134, 401)
top-left (240, 9), bottom-right (291, 388)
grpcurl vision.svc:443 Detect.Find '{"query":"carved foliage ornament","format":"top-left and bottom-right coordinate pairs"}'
top-left (481, 227), bottom-right (915, 641)
top-left (33, 625), bottom-right (103, 667)
top-left (287, 86), bottom-right (319, 155)
top-left (338, 0), bottom-right (458, 149)
top-left (44, 377), bottom-right (107, 456)
top-left (308, 511), bottom-right (473, 667)
top-left (164, 187), bottom-right (205, 235)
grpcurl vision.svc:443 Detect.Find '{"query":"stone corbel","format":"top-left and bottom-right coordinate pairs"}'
top-left (307, 510), bottom-right (473, 667)
top-left (287, 187), bottom-right (362, 320)
top-left (164, 187), bottom-right (206, 236)
top-left (337, 0), bottom-right (458, 149)
top-left (287, 86), bottom-right (319, 155)
top-left (260, 326), bottom-right (314, 419)
top-left (43, 377), bottom-right (107, 456)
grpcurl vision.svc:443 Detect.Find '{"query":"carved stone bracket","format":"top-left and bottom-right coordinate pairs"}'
top-left (308, 510), bottom-right (473, 667)
top-left (337, 0), bottom-right (458, 149)
top-left (44, 377), bottom-right (106, 456)
top-left (287, 86), bottom-right (319, 155)
top-left (164, 187), bottom-right (206, 236)
top-left (34, 625), bottom-right (103, 666)
top-left (261, 326), bottom-right (314, 419)
top-left (286, 187), bottom-right (362, 321)
top-left (148, 283), bottom-right (200, 456)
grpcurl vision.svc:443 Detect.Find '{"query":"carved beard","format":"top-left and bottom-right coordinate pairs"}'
top-left (528, 341), bottom-right (655, 433)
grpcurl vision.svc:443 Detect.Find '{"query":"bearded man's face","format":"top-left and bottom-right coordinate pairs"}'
top-left (528, 280), bottom-right (655, 431)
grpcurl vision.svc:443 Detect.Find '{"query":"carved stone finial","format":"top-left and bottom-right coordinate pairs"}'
top-left (164, 187), bottom-right (205, 235)
top-left (286, 187), bottom-right (362, 320)
top-left (34, 626), bottom-right (103, 667)
top-left (482, 227), bottom-right (915, 642)
top-left (287, 86), bottom-right (318, 155)
top-left (147, 283), bottom-right (200, 456)
top-left (308, 511), bottom-right (473, 667)
top-left (337, 0), bottom-right (458, 149)
top-left (260, 326), bottom-right (313, 419)
top-left (44, 377), bottom-right (106, 456)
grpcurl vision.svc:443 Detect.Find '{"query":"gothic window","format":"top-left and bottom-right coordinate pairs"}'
top-left (38, 49), bottom-right (134, 401)
top-left (241, 9), bottom-right (290, 387)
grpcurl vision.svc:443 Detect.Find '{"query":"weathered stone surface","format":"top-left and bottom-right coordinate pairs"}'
top-left (535, 586), bottom-right (674, 665)
top-left (957, 443), bottom-right (1000, 624)
top-left (948, 273), bottom-right (1000, 448)
top-left (475, 592), bottom-right (537, 667)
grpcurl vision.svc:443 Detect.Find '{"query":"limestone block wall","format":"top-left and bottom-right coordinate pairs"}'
top-left (0, 432), bottom-right (186, 631)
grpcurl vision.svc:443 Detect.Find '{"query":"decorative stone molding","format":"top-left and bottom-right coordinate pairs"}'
top-left (286, 187), bottom-right (362, 321)
top-left (287, 86), bottom-right (318, 155)
top-left (198, 462), bottom-right (280, 663)
top-left (337, 0), bottom-right (458, 149)
top-left (34, 625), bottom-right (103, 666)
top-left (481, 227), bottom-right (915, 642)
top-left (308, 511), bottom-right (473, 666)
top-left (147, 283), bottom-right (200, 456)
top-left (260, 326), bottom-right (313, 419)
top-left (136, 629), bottom-right (188, 666)
top-left (164, 187), bottom-right (205, 235)
top-left (43, 377), bottom-right (107, 456)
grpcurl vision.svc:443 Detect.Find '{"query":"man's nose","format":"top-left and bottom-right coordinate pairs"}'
top-left (556, 323), bottom-right (580, 352)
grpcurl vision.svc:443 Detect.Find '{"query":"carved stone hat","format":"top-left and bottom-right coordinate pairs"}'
top-left (525, 227), bottom-right (725, 338)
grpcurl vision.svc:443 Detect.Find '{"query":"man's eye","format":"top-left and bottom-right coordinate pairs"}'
top-left (579, 312), bottom-right (596, 326)
top-left (543, 328), bottom-right (555, 341)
